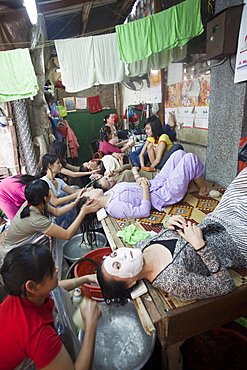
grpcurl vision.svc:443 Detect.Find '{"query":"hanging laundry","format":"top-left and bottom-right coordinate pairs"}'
top-left (0, 48), bottom-right (39, 102)
top-left (116, 0), bottom-right (203, 64)
top-left (88, 96), bottom-right (102, 114)
top-left (125, 45), bottom-right (187, 77)
top-left (63, 120), bottom-right (80, 158)
top-left (55, 33), bottom-right (124, 93)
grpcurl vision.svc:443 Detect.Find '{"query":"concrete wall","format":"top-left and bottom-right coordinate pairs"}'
top-left (205, 0), bottom-right (247, 188)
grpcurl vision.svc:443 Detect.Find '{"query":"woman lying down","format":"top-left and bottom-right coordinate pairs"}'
top-left (95, 166), bottom-right (247, 302)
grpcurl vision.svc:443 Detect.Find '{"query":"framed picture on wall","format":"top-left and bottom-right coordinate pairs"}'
top-left (63, 97), bottom-right (76, 112)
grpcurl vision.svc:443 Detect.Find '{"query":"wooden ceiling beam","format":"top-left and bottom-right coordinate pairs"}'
top-left (38, 0), bottom-right (101, 14)
top-left (81, 1), bottom-right (93, 34)
top-left (111, 0), bottom-right (134, 26)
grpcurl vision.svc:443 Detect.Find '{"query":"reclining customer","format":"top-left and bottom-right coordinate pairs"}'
top-left (96, 166), bottom-right (247, 302)
top-left (3, 179), bottom-right (99, 247)
top-left (93, 165), bottom-right (159, 191)
top-left (0, 243), bottom-right (101, 370)
top-left (82, 150), bottom-right (209, 219)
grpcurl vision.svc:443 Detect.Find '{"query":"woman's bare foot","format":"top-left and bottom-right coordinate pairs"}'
top-left (198, 186), bottom-right (211, 196)
top-left (187, 180), bottom-right (199, 193)
top-left (168, 112), bottom-right (176, 129)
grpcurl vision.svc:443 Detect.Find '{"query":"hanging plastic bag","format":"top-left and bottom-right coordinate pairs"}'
top-left (128, 108), bottom-right (134, 117)
top-left (51, 103), bottom-right (59, 117)
top-left (58, 105), bottom-right (67, 117)
top-left (51, 286), bottom-right (81, 362)
top-left (0, 107), bottom-right (7, 127)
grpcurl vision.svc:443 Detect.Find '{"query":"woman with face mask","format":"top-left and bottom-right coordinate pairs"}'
top-left (0, 244), bottom-right (101, 370)
top-left (96, 166), bottom-right (247, 303)
top-left (96, 212), bottom-right (247, 303)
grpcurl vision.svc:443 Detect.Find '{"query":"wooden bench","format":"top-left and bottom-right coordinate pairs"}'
top-left (101, 215), bottom-right (247, 370)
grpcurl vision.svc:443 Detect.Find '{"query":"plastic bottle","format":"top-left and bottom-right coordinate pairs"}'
top-left (72, 297), bottom-right (88, 330)
top-left (72, 288), bottom-right (82, 309)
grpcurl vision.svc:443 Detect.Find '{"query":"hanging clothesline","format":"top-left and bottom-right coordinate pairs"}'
top-left (0, 0), bottom-right (203, 98)
top-left (0, 26), bottom-right (116, 50)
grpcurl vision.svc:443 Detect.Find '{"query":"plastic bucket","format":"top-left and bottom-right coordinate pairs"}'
top-left (63, 232), bottom-right (107, 263)
top-left (74, 247), bottom-right (112, 301)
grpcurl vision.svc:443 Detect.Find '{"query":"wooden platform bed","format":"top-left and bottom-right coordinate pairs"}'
top-left (101, 215), bottom-right (247, 370)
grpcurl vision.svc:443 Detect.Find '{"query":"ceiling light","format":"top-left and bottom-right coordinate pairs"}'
top-left (24, 0), bottom-right (38, 25)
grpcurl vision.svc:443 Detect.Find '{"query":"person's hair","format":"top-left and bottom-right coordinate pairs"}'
top-left (0, 244), bottom-right (55, 298)
top-left (100, 125), bottom-right (111, 142)
top-left (77, 165), bottom-right (91, 187)
top-left (39, 153), bottom-right (59, 177)
top-left (76, 197), bottom-right (99, 242)
top-left (49, 140), bottom-right (67, 166)
top-left (92, 179), bottom-right (107, 192)
top-left (144, 115), bottom-right (163, 142)
top-left (97, 261), bottom-right (136, 306)
top-left (13, 174), bottom-right (37, 185)
top-left (103, 113), bottom-right (111, 122)
top-left (20, 179), bottom-right (49, 218)
top-left (97, 161), bottom-right (105, 176)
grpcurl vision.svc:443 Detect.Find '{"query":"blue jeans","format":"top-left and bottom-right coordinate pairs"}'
top-left (127, 143), bottom-right (149, 167)
top-left (127, 124), bottom-right (176, 167)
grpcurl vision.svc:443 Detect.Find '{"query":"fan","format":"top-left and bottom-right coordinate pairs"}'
top-left (121, 73), bottom-right (150, 91)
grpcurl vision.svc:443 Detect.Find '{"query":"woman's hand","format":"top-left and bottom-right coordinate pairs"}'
top-left (74, 188), bottom-right (87, 204)
top-left (80, 198), bottom-right (100, 214)
top-left (137, 177), bottom-right (150, 187)
top-left (83, 273), bottom-right (98, 284)
top-left (112, 152), bottom-right (125, 160)
top-left (177, 221), bottom-right (205, 250)
top-left (80, 298), bottom-right (102, 325)
top-left (105, 169), bottom-right (119, 177)
top-left (166, 215), bottom-right (187, 230)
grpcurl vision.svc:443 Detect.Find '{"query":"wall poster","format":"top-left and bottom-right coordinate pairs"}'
top-left (165, 73), bottom-right (210, 129)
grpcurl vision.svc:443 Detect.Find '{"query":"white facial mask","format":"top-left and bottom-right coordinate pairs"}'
top-left (104, 247), bottom-right (143, 278)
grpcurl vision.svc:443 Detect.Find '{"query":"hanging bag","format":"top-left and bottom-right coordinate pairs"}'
top-left (0, 107), bottom-right (7, 127)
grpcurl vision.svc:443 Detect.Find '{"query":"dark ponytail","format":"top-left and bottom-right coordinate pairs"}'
top-left (20, 179), bottom-right (49, 218)
top-left (13, 174), bottom-right (37, 185)
top-left (20, 204), bottom-right (31, 218)
top-left (39, 153), bottom-right (58, 177)
top-left (103, 114), bottom-right (110, 122)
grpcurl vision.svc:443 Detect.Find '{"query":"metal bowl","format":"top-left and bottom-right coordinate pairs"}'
top-left (93, 300), bottom-right (156, 370)
top-left (63, 232), bottom-right (107, 263)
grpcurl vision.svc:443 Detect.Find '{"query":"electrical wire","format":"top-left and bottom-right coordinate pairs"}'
top-left (51, 7), bottom-right (83, 39)
top-left (97, 0), bottom-right (126, 19)
top-left (0, 0), bottom-right (130, 50)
